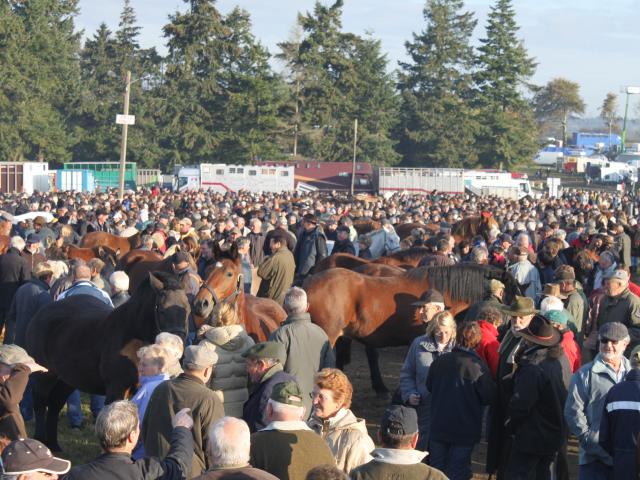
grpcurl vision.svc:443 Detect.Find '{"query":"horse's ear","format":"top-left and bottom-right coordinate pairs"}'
top-left (148, 272), bottom-right (164, 292)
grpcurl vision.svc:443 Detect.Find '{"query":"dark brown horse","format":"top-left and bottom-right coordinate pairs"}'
top-left (315, 248), bottom-right (430, 274)
top-left (353, 263), bottom-right (406, 276)
top-left (375, 247), bottom-right (432, 267)
top-left (26, 271), bottom-right (190, 451)
top-left (304, 264), bottom-right (519, 393)
top-left (122, 250), bottom-right (197, 292)
top-left (314, 254), bottom-right (370, 273)
top-left (395, 222), bottom-right (439, 240)
top-left (80, 231), bottom-right (142, 257)
top-left (191, 245), bottom-right (286, 343)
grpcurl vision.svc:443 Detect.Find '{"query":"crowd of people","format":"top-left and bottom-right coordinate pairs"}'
top-left (0, 186), bottom-right (638, 479)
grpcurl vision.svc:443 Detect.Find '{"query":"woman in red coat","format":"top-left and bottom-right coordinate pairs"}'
top-left (544, 309), bottom-right (581, 372)
top-left (475, 307), bottom-right (504, 378)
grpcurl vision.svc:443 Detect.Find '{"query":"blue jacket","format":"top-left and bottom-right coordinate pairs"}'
top-left (132, 373), bottom-right (170, 460)
top-left (400, 335), bottom-right (454, 403)
top-left (57, 280), bottom-right (114, 307)
top-left (599, 368), bottom-right (640, 480)
top-left (565, 353), bottom-right (631, 466)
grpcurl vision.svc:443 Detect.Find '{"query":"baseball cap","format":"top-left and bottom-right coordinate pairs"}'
top-left (380, 405), bottom-right (418, 436)
top-left (599, 322), bottom-right (629, 342)
top-left (182, 345), bottom-right (218, 370)
top-left (1, 438), bottom-right (70, 475)
top-left (0, 345), bottom-right (34, 366)
top-left (605, 270), bottom-right (629, 282)
top-left (336, 225), bottom-right (350, 234)
top-left (242, 341), bottom-right (286, 365)
top-left (270, 381), bottom-right (304, 407)
top-left (26, 234), bottom-right (41, 244)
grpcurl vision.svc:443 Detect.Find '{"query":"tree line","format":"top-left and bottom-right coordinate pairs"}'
top-left (0, 0), bottom-right (598, 171)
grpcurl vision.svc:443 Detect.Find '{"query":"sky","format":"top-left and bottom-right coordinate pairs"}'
top-left (75, 0), bottom-right (640, 117)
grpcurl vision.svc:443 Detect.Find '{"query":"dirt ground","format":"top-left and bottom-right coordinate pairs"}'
top-left (344, 341), bottom-right (580, 479)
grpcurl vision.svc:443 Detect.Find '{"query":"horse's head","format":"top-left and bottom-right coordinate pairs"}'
top-left (147, 271), bottom-right (191, 340)
top-left (96, 246), bottom-right (119, 274)
top-left (192, 245), bottom-right (243, 326)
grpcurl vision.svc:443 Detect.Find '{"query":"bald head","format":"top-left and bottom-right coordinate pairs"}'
top-left (73, 264), bottom-right (92, 282)
top-left (208, 417), bottom-right (250, 467)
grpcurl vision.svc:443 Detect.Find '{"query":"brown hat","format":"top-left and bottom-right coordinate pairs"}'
top-left (554, 265), bottom-right (575, 281)
top-left (517, 315), bottom-right (562, 347)
top-left (542, 283), bottom-right (567, 299)
top-left (501, 296), bottom-right (537, 316)
top-left (33, 216), bottom-right (47, 226)
top-left (1, 438), bottom-right (70, 475)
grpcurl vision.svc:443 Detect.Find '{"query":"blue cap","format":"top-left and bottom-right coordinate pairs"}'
top-left (26, 234), bottom-right (41, 244)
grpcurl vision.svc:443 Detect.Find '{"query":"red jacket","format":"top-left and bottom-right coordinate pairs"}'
top-left (561, 330), bottom-right (581, 373)
top-left (476, 320), bottom-right (500, 378)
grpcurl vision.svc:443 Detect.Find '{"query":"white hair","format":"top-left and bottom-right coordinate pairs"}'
top-left (284, 287), bottom-right (307, 314)
top-left (48, 260), bottom-right (68, 281)
top-left (155, 332), bottom-right (184, 361)
top-left (9, 236), bottom-right (24, 251)
top-left (109, 271), bottom-right (130, 292)
top-left (540, 296), bottom-right (564, 313)
top-left (208, 417), bottom-right (251, 467)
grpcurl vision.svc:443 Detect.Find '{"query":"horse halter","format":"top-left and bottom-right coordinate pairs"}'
top-left (199, 273), bottom-right (244, 308)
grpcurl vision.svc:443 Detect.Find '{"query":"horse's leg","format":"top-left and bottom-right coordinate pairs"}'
top-left (365, 345), bottom-right (389, 397)
top-left (335, 336), bottom-right (352, 370)
top-left (46, 381), bottom-right (74, 453)
top-left (31, 373), bottom-right (53, 444)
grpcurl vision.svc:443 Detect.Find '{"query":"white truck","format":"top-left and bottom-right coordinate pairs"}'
top-left (175, 163), bottom-right (295, 193)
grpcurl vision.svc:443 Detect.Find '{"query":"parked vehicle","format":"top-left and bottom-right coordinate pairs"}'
top-left (63, 162), bottom-right (137, 190)
top-left (175, 163), bottom-right (295, 193)
top-left (377, 167), bottom-right (464, 194)
top-left (0, 162), bottom-right (49, 194)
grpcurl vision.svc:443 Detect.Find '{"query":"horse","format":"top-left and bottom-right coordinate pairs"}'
top-left (395, 222), bottom-right (439, 240)
top-left (304, 263), bottom-right (519, 394)
top-left (25, 271), bottom-right (190, 451)
top-left (375, 246), bottom-right (432, 267)
top-left (314, 254), bottom-right (371, 273)
top-left (0, 235), bottom-right (9, 255)
top-left (122, 249), bottom-right (197, 293)
top-left (451, 215), bottom-right (499, 243)
top-left (191, 244), bottom-right (286, 343)
top-left (116, 249), bottom-right (164, 273)
top-left (353, 263), bottom-right (406, 276)
top-left (79, 231), bottom-right (142, 257)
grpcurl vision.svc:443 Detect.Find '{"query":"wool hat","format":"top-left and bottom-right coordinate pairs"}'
top-left (380, 405), bottom-right (418, 436)
top-left (1, 438), bottom-right (70, 475)
top-left (242, 341), bottom-right (286, 365)
top-left (182, 345), bottom-right (218, 370)
top-left (516, 315), bottom-right (562, 347)
top-left (501, 296), bottom-right (537, 317)
top-left (336, 225), bottom-right (350, 234)
top-left (544, 309), bottom-right (570, 326)
top-left (598, 322), bottom-right (629, 342)
top-left (270, 381), bottom-right (304, 407)
top-left (0, 345), bottom-right (34, 366)
top-left (302, 213), bottom-right (318, 225)
top-left (412, 290), bottom-right (445, 306)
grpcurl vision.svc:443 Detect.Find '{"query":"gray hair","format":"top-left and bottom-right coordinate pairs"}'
top-left (109, 271), bottom-right (130, 292)
top-left (468, 246), bottom-right (488, 264)
top-left (208, 417), bottom-right (251, 467)
top-left (540, 296), bottom-right (564, 313)
top-left (9, 236), bottom-right (24, 251)
top-left (284, 287), bottom-right (307, 314)
top-left (95, 400), bottom-right (138, 450)
top-left (235, 237), bottom-right (250, 249)
top-left (155, 332), bottom-right (184, 361)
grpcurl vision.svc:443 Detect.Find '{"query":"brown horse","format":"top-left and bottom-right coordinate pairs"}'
top-left (315, 248), bottom-right (429, 274)
top-left (353, 263), bottom-right (405, 276)
top-left (352, 218), bottom-right (382, 235)
top-left (191, 245), bottom-right (286, 343)
top-left (116, 249), bottom-right (164, 273)
top-left (304, 263), bottom-right (519, 393)
top-left (0, 235), bottom-right (9, 255)
top-left (120, 248), bottom-right (198, 292)
top-left (451, 215), bottom-right (499, 243)
top-left (80, 231), bottom-right (142, 257)
top-left (314, 254), bottom-right (370, 273)
top-left (395, 222), bottom-right (439, 240)
top-left (375, 247), bottom-right (432, 267)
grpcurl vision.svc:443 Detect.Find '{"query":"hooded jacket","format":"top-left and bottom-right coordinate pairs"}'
top-left (199, 324), bottom-right (255, 417)
top-left (308, 408), bottom-right (375, 473)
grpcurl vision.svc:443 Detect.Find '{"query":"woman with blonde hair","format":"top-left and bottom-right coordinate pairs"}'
top-left (132, 343), bottom-right (171, 459)
top-left (308, 368), bottom-right (374, 474)
top-left (198, 303), bottom-right (254, 417)
top-left (399, 309), bottom-right (456, 450)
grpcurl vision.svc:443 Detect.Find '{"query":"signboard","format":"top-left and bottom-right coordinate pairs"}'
top-left (116, 114), bottom-right (136, 125)
top-left (546, 177), bottom-right (561, 198)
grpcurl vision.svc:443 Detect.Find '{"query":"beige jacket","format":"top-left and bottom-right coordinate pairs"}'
top-left (308, 408), bottom-right (375, 474)
top-left (199, 325), bottom-right (254, 417)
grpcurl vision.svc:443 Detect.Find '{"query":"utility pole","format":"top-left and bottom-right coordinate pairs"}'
top-left (350, 118), bottom-right (358, 196)
top-left (118, 70), bottom-right (131, 201)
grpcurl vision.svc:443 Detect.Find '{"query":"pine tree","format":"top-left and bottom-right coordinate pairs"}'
top-left (397, 0), bottom-right (479, 168)
top-left (474, 0), bottom-right (538, 168)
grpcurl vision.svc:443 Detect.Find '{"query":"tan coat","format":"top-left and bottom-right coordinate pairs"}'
top-left (199, 325), bottom-right (254, 417)
top-left (308, 408), bottom-right (375, 474)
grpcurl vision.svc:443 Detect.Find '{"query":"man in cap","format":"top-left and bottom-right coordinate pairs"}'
top-left (178, 217), bottom-right (197, 242)
top-left (269, 287), bottom-right (334, 417)
top-left (598, 345), bottom-right (640, 480)
top-left (67, 402), bottom-right (193, 480)
top-left (0, 345), bottom-right (47, 441)
top-left (1, 437), bottom-right (70, 479)
top-left (411, 289), bottom-right (445, 325)
top-left (242, 341), bottom-right (296, 433)
top-left (595, 269), bottom-right (640, 353)
top-left (507, 246), bottom-right (541, 301)
top-left (87, 208), bottom-right (112, 233)
top-left (554, 265), bottom-right (588, 347)
top-left (0, 236), bottom-right (29, 338)
top-left (171, 251), bottom-right (202, 300)
top-left (486, 296), bottom-right (537, 479)
top-left (22, 234), bottom-right (45, 278)
top-left (32, 216), bottom-right (55, 249)
top-left (464, 279), bottom-right (506, 322)
top-left (350, 405), bottom-right (447, 480)
top-left (293, 213), bottom-right (327, 284)
top-left (142, 345), bottom-right (224, 477)
top-left (249, 381), bottom-right (335, 480)
top-left (330, 225), bottom-right (356, 256)
top-left (257, 230), bottom-right (295, 306)
top-left (565, 322), bottom-right (631, 478)
top-left (503, 315), bottom-right (571, 479)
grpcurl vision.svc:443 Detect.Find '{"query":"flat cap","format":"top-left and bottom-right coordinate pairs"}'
top-left (599, 322), bottom-right (629, 342)
top-left (242, 341), bottom-right (286, 365)
top-left (412, 290), bottom-right (445, 306)
top-left (605, 270), bottom-right (630, 282)
top-left (182, 345), bottom-right (218, 370)
top-left (270, 381), bottom-right (304, 407)
top-left (381, 405), bottom-right (418, 436)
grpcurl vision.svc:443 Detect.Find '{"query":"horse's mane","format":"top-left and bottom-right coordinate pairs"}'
top-left (388, 246), bottom-right (431, 262)
top-left (407, 264), bottom-right (492, 304)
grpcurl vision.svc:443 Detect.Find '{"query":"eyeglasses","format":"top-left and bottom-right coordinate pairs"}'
top-left (599, 337), bottom-right (620, 345)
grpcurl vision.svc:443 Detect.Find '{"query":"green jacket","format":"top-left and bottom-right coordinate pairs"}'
top-left (596, 288), bottom-right (640, 351)
top-left (141, 373), bottom-right (224, 477)
top-left (257, 247), bottom-right (296, 305)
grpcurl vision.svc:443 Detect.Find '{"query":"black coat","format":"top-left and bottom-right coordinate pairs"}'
top-left (293, 226), bottom-right (327, 277)
top-left (242, 367), bottom-right (296, 433)
top-left (66, 426), bottom-right (193, 480)
top-left (330, 239), bottom-right (356, 256)
top-left (427, 347), bottom-right (496, 446)
top-left (506, 343), bottom-right (572, 455)
top-left (0, 248), bottom-right (29, 310)
top-left (7, 278), bottom-right (52, 346)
